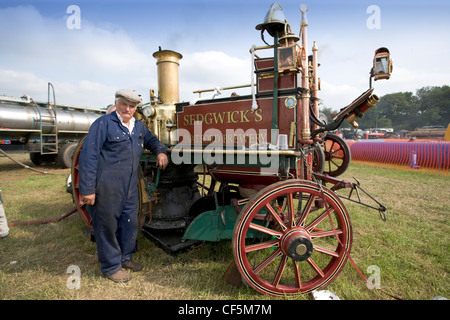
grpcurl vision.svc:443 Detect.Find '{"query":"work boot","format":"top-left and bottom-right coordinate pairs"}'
top-left (122, 260), bottom-right (143, 272)
top-left (105, 269), bottom-right (132, 283)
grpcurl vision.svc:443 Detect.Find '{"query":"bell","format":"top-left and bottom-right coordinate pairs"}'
top-left (255, 2), bottom-right (287, 37)
top-left (279, 33), bottom-right (300, 44)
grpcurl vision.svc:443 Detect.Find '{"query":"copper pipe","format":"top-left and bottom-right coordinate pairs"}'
top-left (311, 41), bottom-right (319, 131)
top-left (300, 15), bottom-right (310, 141)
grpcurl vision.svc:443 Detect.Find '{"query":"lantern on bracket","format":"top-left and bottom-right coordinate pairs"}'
top-left (373, 47), bottom-right (393, 81)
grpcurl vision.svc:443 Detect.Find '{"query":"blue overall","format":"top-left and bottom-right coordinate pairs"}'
top-left (79, 111), bottom-right (166, 275)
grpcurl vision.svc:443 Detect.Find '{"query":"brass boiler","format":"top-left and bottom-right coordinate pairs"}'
top-left (144, 50), bottom-right (183, 145)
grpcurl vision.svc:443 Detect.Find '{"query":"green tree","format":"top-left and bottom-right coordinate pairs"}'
top-left (416, 85), bottom-right (450, 127)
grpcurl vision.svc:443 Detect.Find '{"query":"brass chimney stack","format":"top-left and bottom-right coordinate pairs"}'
top-left (146, 49), bottom-right (183, 146)
top-left (152, 50), bottom-right (183, 105)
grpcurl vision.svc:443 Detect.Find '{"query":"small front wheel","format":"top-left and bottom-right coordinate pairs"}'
top-left (322, 133), bottom-right (351, 177)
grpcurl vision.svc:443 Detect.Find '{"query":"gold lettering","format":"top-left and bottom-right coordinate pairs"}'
top-left (224, 134), bottom-right (233, 144)
top-left (204, 113), bottom-right (213, 125)
top-left (213, 112), bottom-right (225, 124)
top-left (183, 109), bottom-right (263, 126)
top-left (254, 109), bottom-right (263, 122)
top-left (226, 111), bottom-right (232, 123)
top-left (240, 110), bottom-right (250, 122)
top-left (231, 111), bottom-right (239, 123)
top-left (259, 133), bottom-right (267, 143)
top-left (189, 114), bottom-right (195, 126)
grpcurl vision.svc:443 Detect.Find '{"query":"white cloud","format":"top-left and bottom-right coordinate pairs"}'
top-left (179, 51), bottom-right (252, 101)
top-left (0, 69), bottom-right (48, 99)
top-left (0, 6), bottom-right (253, 108)
top-left (385, 65), bottom-right (450, 94)
top-left (318, 80), bottom-right (362, 110)
top-left (0, 5), bottom-right (155, 108)
top-left (0, 68), bottom-right (117, 108)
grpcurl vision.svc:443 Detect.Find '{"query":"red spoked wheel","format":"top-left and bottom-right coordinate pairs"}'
top-left (232, 179), bottom-right (352, 297)
top-left (322, 133), bottom-right (351, 177)
top-left (71, 136), bottom-right (92, 229)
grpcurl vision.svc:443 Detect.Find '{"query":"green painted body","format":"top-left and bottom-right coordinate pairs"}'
top-left (182, 195), bottom-right (240, 242)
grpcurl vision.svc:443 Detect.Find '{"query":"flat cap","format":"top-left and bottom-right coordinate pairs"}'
top-left (115, 89), bottom-right (142, 104)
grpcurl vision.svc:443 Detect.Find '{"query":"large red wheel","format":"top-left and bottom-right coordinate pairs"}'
top-left (71, 136), bottom-right (92, 228)
top-left (322, 133), bottom-right (351, 177)
top-left (232, 179), bottom-right (352, 297)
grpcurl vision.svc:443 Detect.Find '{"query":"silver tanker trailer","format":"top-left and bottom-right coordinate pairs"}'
top-left (0, 84), bottom-right (105, 168)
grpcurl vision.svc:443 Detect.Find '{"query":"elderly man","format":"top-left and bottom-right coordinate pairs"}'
top-left (79, 89), bottom-right (168, 283)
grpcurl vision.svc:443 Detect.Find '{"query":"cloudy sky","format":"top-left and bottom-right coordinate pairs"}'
top-left (0, 0), bottom-right (449, 111)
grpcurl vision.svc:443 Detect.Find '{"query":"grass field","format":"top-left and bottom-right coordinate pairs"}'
top-left (0, 153), bottom-right (448, 301)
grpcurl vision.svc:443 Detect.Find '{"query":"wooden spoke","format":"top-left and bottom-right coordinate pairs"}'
top-left (253, 249), bottom-right (282, 274)
top-left (313, 245), bottom-right (340, 258)
top-left (249, 222), bottom-right (283, 238)
top-left (310, 229), bottom-right (343, 239)
top-left (296, 194), bottom-right (316, 227)
top-left (245, 239), bottom-right (279, 253)
top-left (265, 203), bottom-right (288, 231)
top-left (305, 207), bottom-right (335, 232)
top-left (307, 258), bottom-right (325, 277)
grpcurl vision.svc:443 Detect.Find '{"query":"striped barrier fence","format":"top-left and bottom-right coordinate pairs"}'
top-left (346, 139), bottom-right (450, 175)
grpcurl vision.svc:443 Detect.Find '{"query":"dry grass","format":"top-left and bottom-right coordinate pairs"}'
top-left (0, 152), bottom-right (448, 300)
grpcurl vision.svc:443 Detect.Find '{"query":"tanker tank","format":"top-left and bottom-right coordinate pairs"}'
top-left (0, 94), bottom-right (105, 168)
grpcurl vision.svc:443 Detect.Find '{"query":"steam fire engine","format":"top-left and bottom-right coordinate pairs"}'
top-left (71, 3), bottom-right (392, 297)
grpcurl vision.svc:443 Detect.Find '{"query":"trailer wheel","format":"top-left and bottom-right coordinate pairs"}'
top-left (30, 152), bottom-right (57, 166)
top-left (58, 142), bottom-right (78, 168)
top-left (232, 179), bottom-right (352, 297)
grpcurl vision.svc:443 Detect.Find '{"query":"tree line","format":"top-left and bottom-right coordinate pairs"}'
top-left (322, 85), bottom-right (450, 132)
